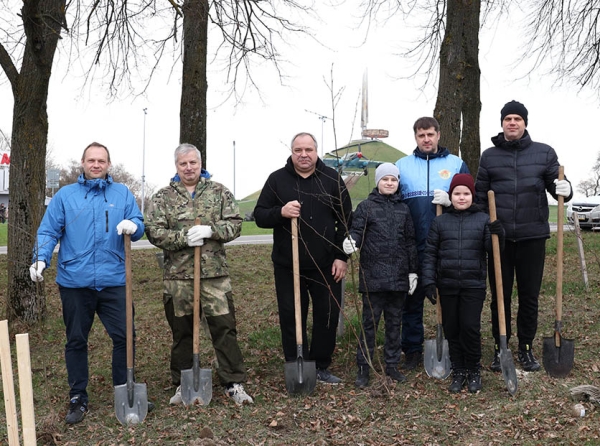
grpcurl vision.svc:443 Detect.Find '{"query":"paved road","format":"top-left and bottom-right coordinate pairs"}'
top-left (0, 235), bottom-right (274, 255)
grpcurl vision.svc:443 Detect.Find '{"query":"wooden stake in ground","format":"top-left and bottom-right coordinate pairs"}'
top-left (0, 320), bottom-right (20, 446)
top-left (571, 212), bottom-right (589, 290)
top-left (16, 333), bottom-right (37, 446)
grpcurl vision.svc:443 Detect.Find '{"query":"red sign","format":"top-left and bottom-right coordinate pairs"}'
top-left (0, 153), bottom-right (9, 165)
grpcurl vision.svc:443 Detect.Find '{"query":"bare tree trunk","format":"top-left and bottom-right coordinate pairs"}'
top-left (434, 0), bottom-right (481, 176)
top-left (3, 0), bottom-right (66, 323)
top-left (180, 0), bottom-right (209, 168)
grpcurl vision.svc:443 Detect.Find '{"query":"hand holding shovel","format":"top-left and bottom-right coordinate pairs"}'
top-left (114, 234), bottom-right (148, 425)
top-left (543, 166), bottom-right (575, 377)
top-left (181, 218), bottom-right (213, 406)
top-left (488, 191), bottom-right (518, 396)
top-left (424, 204), bottom-right (451, 379)
top-left (284, 217), bottom-right (316, 395)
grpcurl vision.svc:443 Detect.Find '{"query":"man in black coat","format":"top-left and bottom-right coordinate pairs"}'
top-left (254, 132), bottom-right (352, 384)
top-left (475, 100), bottom-right (573, 372)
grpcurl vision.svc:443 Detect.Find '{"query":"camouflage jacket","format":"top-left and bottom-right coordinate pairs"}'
top-left (145, 177), bottom-right (241, 280)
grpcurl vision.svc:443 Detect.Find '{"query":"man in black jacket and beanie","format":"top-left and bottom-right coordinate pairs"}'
top-left (475, 100), bottom-right (573, 372)
top-left (254, 132), bottom-right (352, 384)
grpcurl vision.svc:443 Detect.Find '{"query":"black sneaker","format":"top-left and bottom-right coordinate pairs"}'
top-left (467, 370), bottom-right (482, 393)
top-left (490, 347), bottom-right (501, 373)
top-left (448, 370), bottom-right (466, 393)
top-left (65, 395), bottom-right (88, 425)
top-left (401, 351), bottom-right (422, 371)
top-left (355, 366), bottom-right (370, 388)
top-left (385, 366), bottom-right (407, 383)
top-left (518, 344), bottom-right (541, 371)
top-left (316, 369), bottom-right (342, 384)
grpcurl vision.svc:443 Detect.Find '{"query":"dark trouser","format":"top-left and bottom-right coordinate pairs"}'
top-left (164, 291), bottom-right (247, 387)
top-left (440, 288), bottom-right (485, 370)
top-left (401, 282), bottom-right (425, 354)
top-left (488, 238), bottom-right (546, 348)
top-left (274, 266), bottom-right (341, 371)
top-left (59, 286), bottom-right (128, 402)
top-left (356, 291), bottom-right (404, 368)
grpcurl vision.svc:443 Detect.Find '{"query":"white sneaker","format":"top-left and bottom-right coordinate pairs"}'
top-left (224, 383), bottom-right (254, 405)
top-left (169, 386), bottom-right (182, 405)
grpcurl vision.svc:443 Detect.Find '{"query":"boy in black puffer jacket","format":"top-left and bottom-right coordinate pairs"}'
top-left (422, 174), bottom-right (504, 393)
top-left (343, 163), bottom-right (418, 388)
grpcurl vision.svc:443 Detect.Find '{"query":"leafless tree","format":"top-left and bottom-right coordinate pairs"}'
top-left (577, 152), bottom-right (600, 197)
top-left (359, 1), bottom-right (503, 176)
top-left (523, 0), bottom-right (600, 94)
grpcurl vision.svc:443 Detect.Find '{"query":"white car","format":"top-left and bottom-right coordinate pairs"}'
top-left (567, 195), bottom-right (600, 229)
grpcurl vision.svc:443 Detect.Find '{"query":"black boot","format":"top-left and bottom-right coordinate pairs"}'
top-left (385, 366), bottom-right (406, 383)
top-left (448, 370), bottom-right (467, 393)
top-left (355, 366), bottom-right (370, 388)
top-left (467, 368), bottom-right (482, 393)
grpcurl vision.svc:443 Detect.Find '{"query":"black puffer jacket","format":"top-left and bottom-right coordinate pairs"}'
top-left (349, 188), bottom-right (418, 293)
top-left (422, 205), bottom-right (500, 290)
top-left (254, 157), bottom-right (352, 270)
top-left (475, 131), bottom-right (573, 242)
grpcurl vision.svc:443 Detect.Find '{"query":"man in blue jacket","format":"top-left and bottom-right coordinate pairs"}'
top-left (396, 117), bottom-right (469, 370)
top-left (30, 142), bottom-right (144, 424)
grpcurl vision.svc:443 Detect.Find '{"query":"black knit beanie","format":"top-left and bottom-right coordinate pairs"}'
top-left (500, 100), bottom-right (528, 126)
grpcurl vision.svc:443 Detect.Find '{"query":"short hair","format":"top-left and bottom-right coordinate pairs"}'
top-left (81, 142), bottom-right (111, 163)
top-left (413, 117), bottom-right (440, 134)
top-left (174, 143), bottom-right (202, 164)
top-left (290, 132), bottom-right (318, 151)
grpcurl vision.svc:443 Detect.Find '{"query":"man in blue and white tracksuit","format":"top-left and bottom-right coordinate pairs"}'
top-left (30, 142), bottom-right (144, 424)
top-left (396, 117), bottom-right (469, 370)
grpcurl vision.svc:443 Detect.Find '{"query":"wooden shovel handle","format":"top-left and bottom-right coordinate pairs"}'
top-left (193, 218), bottom-right (201, 355)
top-left (291, 217), bottom-right (303, 346)
top-left (488, 191), bottom-right (508, 337)
top-left (555, 166), bottom-right (565, 346)
top-left (125, 234), bottom-right (134, 369)
top-left (435, 205), bottom-right (443, 325)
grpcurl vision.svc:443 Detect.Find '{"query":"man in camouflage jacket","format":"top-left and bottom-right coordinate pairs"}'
top-left (145, 143), bottom-right (253, 405)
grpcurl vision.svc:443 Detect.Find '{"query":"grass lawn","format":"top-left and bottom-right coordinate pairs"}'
top-left (0, 226), bottom-right (599, 444)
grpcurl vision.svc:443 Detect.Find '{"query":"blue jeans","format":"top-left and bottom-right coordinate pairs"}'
top-left (59, 286), bottom-right (130, 402)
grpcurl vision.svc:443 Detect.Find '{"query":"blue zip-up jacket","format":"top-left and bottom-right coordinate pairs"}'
top-left (33, 174), bottom-right (144, 290)
top-left (396, 146), bottom-right (469, 265)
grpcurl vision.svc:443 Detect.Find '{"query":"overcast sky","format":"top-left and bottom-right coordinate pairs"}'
top-left (1, 4), bottom-right (599, 200)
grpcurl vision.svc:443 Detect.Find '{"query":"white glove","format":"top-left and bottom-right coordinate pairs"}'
top-left (554, 179), bottom-right (571, 197)
top-left (408, 273), bottom-right (418, 295)
top-left (432, 189), bottom-right (451, 207)
top-left (187, 225), bottom-right (213, 245)
top-left (116, 220), bottom-right (138, 235)
top-left (29, 261), bottom-right (46, 282)
top-left (343, 236), bottom-right (357, 254)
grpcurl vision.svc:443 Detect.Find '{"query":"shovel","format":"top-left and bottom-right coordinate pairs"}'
top-left (543, 166), bottom-right (575, 378)
top-left (488, 191), bottom-right (518, 396)
top-left (284, 217), bottom-right (316, 395)
top-left (115, 234), bottom-right (148, 425)
top-left (424, 204), bottom-right (451, 379)
top-left (181, 226), bottom-right (213, 406)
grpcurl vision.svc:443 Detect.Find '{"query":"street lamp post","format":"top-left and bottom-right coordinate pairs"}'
top-left (141, 108), bottom-right (147, 215)
top-left (233, 140), bottom-right (236, 198)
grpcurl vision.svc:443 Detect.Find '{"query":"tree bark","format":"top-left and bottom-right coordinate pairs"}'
top-left (3, 0), bottom-right (66, 323)
top-left (434, 0), bottom-right (481, 177)
top-left (180, 0), bottom-right (209, 168)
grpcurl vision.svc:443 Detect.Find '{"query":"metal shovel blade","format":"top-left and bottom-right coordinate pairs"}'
top-left (542, 334), bottom-right (575, 378)
top-left (424, 337), bottom-right (451, 379)
top-left (181, 355), bottom-right (212, 406)
top-left (498, 338), bottom-right (518, 396)
top-left (284, 353), bottom-right (316, 396)
top-left (114, 369), bottom-right (148, 425)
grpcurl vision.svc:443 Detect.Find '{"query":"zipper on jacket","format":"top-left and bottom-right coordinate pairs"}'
top-left (105, 210), bottom-right (109, 232)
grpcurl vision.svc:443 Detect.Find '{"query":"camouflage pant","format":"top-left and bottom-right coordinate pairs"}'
top-left (163, 277), bottom-right (247, 386)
